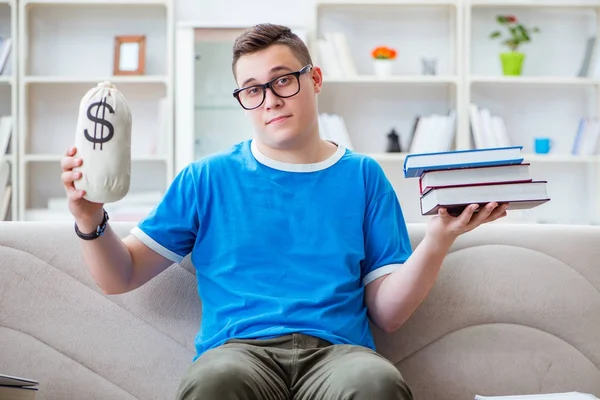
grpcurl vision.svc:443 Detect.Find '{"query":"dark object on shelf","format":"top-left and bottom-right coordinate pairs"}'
top-left (386, 129), bottom-right (402, 152)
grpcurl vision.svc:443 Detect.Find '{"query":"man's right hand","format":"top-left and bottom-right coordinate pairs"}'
top-left (60, 146), bottom-right (104, 232)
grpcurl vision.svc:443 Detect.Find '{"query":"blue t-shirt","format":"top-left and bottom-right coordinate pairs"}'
top-left (131, 139), bottom-right (413, 361)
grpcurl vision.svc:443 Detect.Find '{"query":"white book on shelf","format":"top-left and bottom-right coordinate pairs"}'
top-left (577, 118), bottom-right (600, 155)
top-left (0, 37), bottom-right (12, 75)
top-left (0, 115), bottom-right (12, 156)
top-left (0, 184), bottom-right (11, 221)
top-left (491, 115), bottom-right (511, 147)
top-left (409, 113), bottom-right (454, 154)
top-left (0, 159), bottom-right (8, 189)
top-left (319, 113), bottom-right (354, 150)
top-left (440, 110), bottom-right (456, 152)
top-left (0, 160), bottom-right (10, 219)
top-left (578, 36), bottom-right (596, 77)
top-left (317, 36), bottom-right (343, 78)
top-left (329, 32), bottom-right (357, 77)
top-left (469, 103), bottom-right (487, 149)
top-left (480, 108), bottom-right (497, 147)
top-left (572, 117), bottom-right (586, 155)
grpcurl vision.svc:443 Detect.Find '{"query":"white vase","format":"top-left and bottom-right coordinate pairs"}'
top-left (373, 59), bottom-right (394, 78)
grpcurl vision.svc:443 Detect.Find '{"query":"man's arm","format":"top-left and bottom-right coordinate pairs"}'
top-left (76, 210), bottom-right (174, 295)
top-left (365, 202), bottom-right (508, 333)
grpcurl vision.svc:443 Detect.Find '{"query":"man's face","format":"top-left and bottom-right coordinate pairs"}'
top-left (234, 44), bottom-right (322, 149)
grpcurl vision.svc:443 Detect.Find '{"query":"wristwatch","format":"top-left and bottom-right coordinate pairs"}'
top-left (74, 209), bottom-right (109, 240)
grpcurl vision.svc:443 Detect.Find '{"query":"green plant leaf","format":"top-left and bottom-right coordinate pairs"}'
top-left (490, 31), bottom-right (501, 38)
top-left (497, 15), bottom-right (508, 24)
top-left (518, 25), bottom-right (530, 41)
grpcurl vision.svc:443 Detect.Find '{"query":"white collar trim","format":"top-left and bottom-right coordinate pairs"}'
top-left (251, 139), bottom-right (346, 173)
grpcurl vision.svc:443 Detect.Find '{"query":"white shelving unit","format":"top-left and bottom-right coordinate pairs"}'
top-left (18, 0), bottom-right (175, 221)
top-left (0, 0), bottom-right (17, 221)
top-left (465, 0), bottom-right (600, 224)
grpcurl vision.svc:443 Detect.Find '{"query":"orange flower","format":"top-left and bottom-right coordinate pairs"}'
top-left (371, 46), bottom-right (397, 60)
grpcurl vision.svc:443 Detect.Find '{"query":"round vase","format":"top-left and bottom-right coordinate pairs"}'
top-left (373, 59), bottom-right (394, 78)
top-left (500, 51), bottom-right (525, 76)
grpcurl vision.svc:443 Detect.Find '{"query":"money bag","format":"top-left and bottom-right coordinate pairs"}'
top-left (73, 81), bottom-right (132, 204)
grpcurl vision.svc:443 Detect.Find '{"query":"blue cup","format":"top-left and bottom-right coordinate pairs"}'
top-left (534, 137), bottom-right (552, 154)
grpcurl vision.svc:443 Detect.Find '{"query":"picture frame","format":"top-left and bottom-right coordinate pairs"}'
top-left (113, 35), bottom-right (146, 75)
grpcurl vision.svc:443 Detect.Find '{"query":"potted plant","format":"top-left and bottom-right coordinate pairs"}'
top-left (490, 15), bottom-right (540, 76)
top-left (371, 46), bottom-right (397, 78)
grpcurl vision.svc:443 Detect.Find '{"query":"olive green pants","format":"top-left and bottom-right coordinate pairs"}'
top-left (176, 333), bottom-right (413, 400)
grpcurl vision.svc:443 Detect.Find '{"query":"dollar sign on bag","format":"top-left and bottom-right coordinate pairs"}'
top-left (84, 96), bottom-right (115, 150)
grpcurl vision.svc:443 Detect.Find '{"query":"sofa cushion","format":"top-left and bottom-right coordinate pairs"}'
top-left (1, 221), bottom-right (599, 399)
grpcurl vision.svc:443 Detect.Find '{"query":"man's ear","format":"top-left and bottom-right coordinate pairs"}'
top-left (311, 65), bottom-right (324, 94)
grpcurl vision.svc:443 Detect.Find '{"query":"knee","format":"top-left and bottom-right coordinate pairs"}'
top-left (343, 357), bottom-right (413, 400)
top-left (176, 352), bottom-right (250, 399)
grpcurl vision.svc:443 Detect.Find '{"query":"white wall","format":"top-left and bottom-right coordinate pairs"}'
top-left (175, 0), bottom-right (312, 26)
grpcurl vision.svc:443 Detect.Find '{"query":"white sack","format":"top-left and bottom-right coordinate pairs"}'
top-left (73, 81), bottom-right (132, 203)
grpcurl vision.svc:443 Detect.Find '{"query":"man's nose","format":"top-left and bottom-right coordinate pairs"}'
top-left (264, 88), bottom-right (283, 109)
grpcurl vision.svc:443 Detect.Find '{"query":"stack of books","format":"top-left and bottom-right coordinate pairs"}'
top-left (403, 146), bottom-right (551, 216)
top-left (0, 373), bottom-right (38, 399)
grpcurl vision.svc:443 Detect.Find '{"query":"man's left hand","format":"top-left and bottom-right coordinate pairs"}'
top-left (426, 202), bottom-right (508, 247)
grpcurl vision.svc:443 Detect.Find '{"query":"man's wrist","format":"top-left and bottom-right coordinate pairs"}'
top-left (75, 209), bottom-right (106, 235)
top-left (422, 232), bottom-right (455, 255)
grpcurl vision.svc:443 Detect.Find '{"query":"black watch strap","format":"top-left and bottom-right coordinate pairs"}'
top-left (74, 209), bottom-right (109, 240)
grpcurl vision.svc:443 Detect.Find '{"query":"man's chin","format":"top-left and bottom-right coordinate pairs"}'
top-left (261, 129), bottom-right (302, 148)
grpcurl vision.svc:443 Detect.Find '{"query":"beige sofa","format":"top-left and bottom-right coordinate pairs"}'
top-left (1, 221), bottom-right (599, 400)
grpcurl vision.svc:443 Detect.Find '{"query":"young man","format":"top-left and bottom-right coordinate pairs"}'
top-left (61, 23), bottom-right (507, 400)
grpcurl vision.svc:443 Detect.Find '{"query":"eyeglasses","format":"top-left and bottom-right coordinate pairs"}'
top-left (233, 65), bottom-right (313, 110)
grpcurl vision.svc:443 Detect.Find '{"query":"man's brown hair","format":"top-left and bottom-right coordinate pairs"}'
top-left (232, 23), bottom-right (313, 79)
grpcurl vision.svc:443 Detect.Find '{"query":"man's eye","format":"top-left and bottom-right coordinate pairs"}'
top-left (276, 77), bottom-right (289, 85)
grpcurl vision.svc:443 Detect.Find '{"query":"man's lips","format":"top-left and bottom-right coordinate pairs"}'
top-left (266, 115), bottom-right (291, 125)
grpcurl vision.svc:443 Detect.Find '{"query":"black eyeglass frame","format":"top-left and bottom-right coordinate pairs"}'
top-left (232, 64), bottom-right (313, 110)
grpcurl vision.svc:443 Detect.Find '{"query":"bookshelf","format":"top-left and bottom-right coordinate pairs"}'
top-left (465, 0), bottom-right (600, 224)
top-left (0, 0), bottom-right (16, 221)
top-left (17, 0), bottom-right (175, 221)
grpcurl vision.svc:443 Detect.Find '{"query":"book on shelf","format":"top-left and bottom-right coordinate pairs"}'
top-left (0, 162), bottom-right (11, 220)
top-left (475, 392), bottom-right (599, 400)
top-left (317, 31), bottom-right (357, 78)
top-left (319, 113), bottom-right (354, 150)
top-left (571, 117), bottom-right (600, 156)
top-left (469, 103), bottom-right (511, 150)
top-left (0, 114), bottom-right (12, 220)
top-left (0, 115), bottom-right (12, 157)
top-left (408, 111), bottom-right (456, 154)
top-left (0, 37), bottom-right (12, 75)
top-left (578, 33), bottom-right (600, 80)
top-left (403, 146), bottom-right (550, 216)
top-left (0, 373), bottom-right (39, 399)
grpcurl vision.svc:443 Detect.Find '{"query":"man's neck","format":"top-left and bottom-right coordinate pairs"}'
top-left (254, 135), bottom-right (338, 165)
